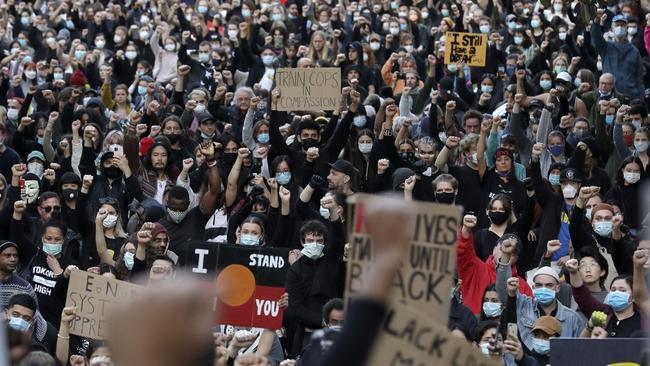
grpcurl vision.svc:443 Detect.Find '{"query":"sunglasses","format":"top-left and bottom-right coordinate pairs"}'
top-left (42, 205), bottom-right (61, 213)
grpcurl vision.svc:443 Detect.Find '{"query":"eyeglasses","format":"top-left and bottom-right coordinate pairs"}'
top-left (41, 206), bottom-right (61, 213)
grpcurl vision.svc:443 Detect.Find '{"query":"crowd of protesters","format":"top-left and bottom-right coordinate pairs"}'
top-left (1, 0), bottom-right (650, 364)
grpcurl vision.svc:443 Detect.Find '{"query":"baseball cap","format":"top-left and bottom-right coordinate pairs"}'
top-left (532, 316), bottom-right (562, 336)
top-left (327, 159), bottom-right (356, 178)
top-left (612, 14), bottom-right (628, 23)
top-left (533, 266), bottom-right (560, 283)
top-left (555, 71), bottom-right (572, 83)
top-left (559, 168), bottom-right (581, 183)
top-left (27, 151), bottom-right (46, 163)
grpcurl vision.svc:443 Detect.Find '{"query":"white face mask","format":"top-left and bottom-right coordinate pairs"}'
top-left (24, 70), bottom-right (36, 79)
top-left (139, 31), bottom-right (150, 40)
top-left (125, 51), bottom-right (137, 60)
top-left (562, 185), bottom-right (577, 199)
top-left (7, 108), bottom-right (18, 120)
top-left (28, 162), bottom-right (44, 177)
top-left (358, 142), bottom-right (373, 154)
top-left (164, 43), bottom-right (176, 52)
top-left (103, 214), bottom-right (118, 229)
top-left (370, 42), bottom-right (381, 51)
top-left (623, 171), bottom-right (641, 184)
top-left (301, 242), bottom-right (325, 259)
top-left (95, 40), bottom-right (106, 49)
top-left (227, 30), bottom-right (238, 39)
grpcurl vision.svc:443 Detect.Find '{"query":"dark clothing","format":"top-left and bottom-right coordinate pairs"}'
top-left (159, 206), bottom-right (212, 266)
top-left (478, 170), bottom-right (527, 229)
top-left (447, 164), bottom-right (482, 215)
top-left (448, 295), bottom-right (479, 339)
top-left (606, 183), bottom-right (641, 230)
top-left (0, 146), bottom-right (21, 180)
top-left (286, 219), bottom-right (346, 357)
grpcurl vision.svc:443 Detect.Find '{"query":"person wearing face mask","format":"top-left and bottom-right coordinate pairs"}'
top-left (497, 265), bottom-right (584, 359)
top-left (571, 188), bottom-right (637, 279)
top-left (568, 259), bottom-right (642, 338)
top-left (613, 115), bottom-right (649, 170)
top-left (151, 28), bottom-right (180, 84)
top-left (286, 218), bottom-right (345, 357)
top-left (480, 284), bottom-right (504, 321)
top-left (457, 214), bottom-right (533, 315)
top-left (435, 134), bottom-right (482, 214)
top-left (92, 201), bottom-right (129, 267)
top-left (591, 14), bottom-right (644, 101)
top-left (531, 142), bottom-right (584, 263)
top-left (4, 292), bottom-right (58, 356)
top-left (158, 157), bottom-right (221, 266)
top-left (605, 156), bottom-right (645, 230)
top-left (178, 35), bottom-right (218, 92)
top-left (9, 211), bottom-right (80, 327)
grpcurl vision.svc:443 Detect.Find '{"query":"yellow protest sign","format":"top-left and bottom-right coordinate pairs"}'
top-left (444, 32), bottom-right (488, 67)
top-left (274, 67), bottom-right (341, 111)
top-left (65, 270), bottom-right (141, 339)
top-left (345, 194), bottom-right (462, 324)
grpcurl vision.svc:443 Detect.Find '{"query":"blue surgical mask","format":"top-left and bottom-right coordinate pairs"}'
top-left (257, 133), bottom-right (270, 144)
top-left (21, 16), bottom-right (31, 26)
top-left (138, 86), bottom-right (147, 95)
top-left (481, 85), bottom-right (493, 94)
top-left (540, 79), bottom-right (552, 90)
top-left (271, 13), bottom-right (283, 21)
top-left (18, 39), bottom-right (27, 47)
top-left (262, 55), bottom-right (275, 66)
top-left (548, 145), bottom-right (564, 157)
top-left (198, 5), bottom-right (208, 14)
top-left (53, 72), bottom-right (64, 80)
top-left (479, 25), bottom-right (491, 34)
top-left (43, 242), bottom-right (63, 256)
top-left (532, 338), bottom-right (551, 355)
top-left (508, 21), bottom-right (517, 30)
top-left (606, 291), bottom-right (631, 312)
top-left (605, 115), bottom-right (615, 125)
top-left (242, 9), bottom-right (251, 17)
top-left (123, 252), bottom-right (135, 270)
top-left (399, 23), bottom-right (407, 31)
top-left (240, 234), bottom-right (260, 246)
top-left (353, 115), bottom-right (366, 128)
top-left (585, 207), bottom-right (592, 221)
top-left (74, 50), bottom-right (86, 60)
top-left (441, 9), bottom-right (449, 16)
top-left (8, 317), bottom-right (30, 332)
top-left (514, 36), bottom-right (524, 45)
top-left (276, 171), bottom-right (291, 185)
top-left (447, 64), bottom-right (458, 73)
top-left (593, 221), bottom-right (613, 237)
top-left (548, 174), bottom-right (560, 186)
top-left (482, 302), bottom-right (503, 317)
top-left (574, 77), bottom-right (582, 87)
top-left (531, 19), bottom-right (541, 28)
top-left (533, 287), bottom-right (556, 305)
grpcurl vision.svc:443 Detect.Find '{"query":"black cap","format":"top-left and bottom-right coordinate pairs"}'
top-left (327, 159), bottom-right (356, 178)
top-left (392, 167), bottom-right (414, 190)
top-left (439, 77), bottom-right (454, 95)
top-left (0, 240), bottom-right (18, 253)
top-left (198, 112), bottom-right (216, 124)
top-left (560, 168), bottom-right (582, 183)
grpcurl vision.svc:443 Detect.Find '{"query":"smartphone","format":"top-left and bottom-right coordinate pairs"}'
top-left (110, 144), bottom-right (124, 158)
top-left (498, 66), bottom-right (505, 74)
top-left (507, 323), bottom-right (518, 340)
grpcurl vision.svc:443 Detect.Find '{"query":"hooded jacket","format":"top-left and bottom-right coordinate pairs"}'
top-left (456, 228), bottom-right (532, 314)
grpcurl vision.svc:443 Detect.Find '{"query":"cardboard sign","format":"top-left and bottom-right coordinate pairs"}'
top-left (188, 241), bottom-right (289, 329)
top-left (274, 68), bottom-right (341, 111)
top-left (444, 32), bottom-right (488, 67)
top-left (345, 194), bottom-right (462, 324)
top-left (367, 302), bottom-right (501, 366)
top-left (550, 338), bottom-right (647, 365)
top-left (65, 270), bottom-right (141, 339)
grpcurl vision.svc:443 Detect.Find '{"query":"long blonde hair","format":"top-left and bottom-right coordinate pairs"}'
top-left (307, 31), bottom-right (330, 62)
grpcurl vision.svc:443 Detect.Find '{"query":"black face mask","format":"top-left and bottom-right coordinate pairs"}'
top-left (435, 192), bottom-right (455, 204)
top-left (165, 133), bottom-right (181, 144)
top-left (104, 166), bottom-right (123, 180)
top-left (61, 189), bottom-right (78, 201)
top-left (301, 138), bottom-right (319, 150)
top-left (400, 152), bottom-right (416, 163)
top-left (221, 153), bottom-right (237, 166)
top-left (488, 210), bottom-right (509, 225)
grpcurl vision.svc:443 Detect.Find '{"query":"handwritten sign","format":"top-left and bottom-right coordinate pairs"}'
top-left (367, 302), bottom-right (501, 366)
top-left (188, 241), bottom-right (289, 329)
top-left (345, 194), bottom-right (461, 324)
top-left (65, 270), bottom-right (141, 339)
top-left (274, 68), bottom-right (341, 111)
top-left (444, 32), bottom-right (487, 67)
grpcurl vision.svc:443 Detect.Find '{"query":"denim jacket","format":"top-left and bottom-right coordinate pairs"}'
top-left (496, 261), bottom-right (585, 351)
